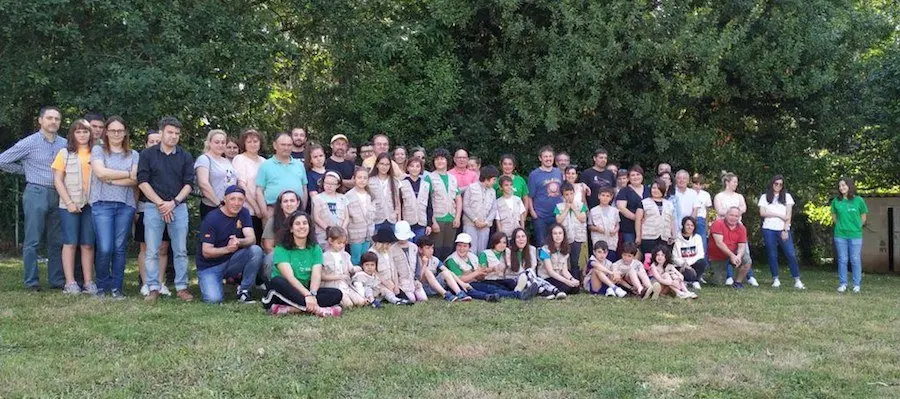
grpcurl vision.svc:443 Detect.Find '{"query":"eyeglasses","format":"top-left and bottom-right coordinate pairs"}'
top-left (107, 129), bottom-right (126, 135)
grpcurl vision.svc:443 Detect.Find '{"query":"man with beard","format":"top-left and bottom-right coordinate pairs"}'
top-left (579, 148), bottom-right (617, 209)
top-left (290, 127), bottom-right (307, 160)
top-left (325, 134), bottom-right (356, 189)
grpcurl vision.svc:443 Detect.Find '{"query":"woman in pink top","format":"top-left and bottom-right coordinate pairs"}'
top-left (232, 129), bottom-right (267, 244)
top-left (449, 148), bottom-right (479, 190)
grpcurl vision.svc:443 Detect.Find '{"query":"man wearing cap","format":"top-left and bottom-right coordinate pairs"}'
top-left (325, 134), bottom-right (356, 189)
top-left (196, 185), bottom-right (264, 304)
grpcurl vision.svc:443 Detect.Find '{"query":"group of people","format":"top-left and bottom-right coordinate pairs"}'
top-left (0, 107), bottom-right (870, 317)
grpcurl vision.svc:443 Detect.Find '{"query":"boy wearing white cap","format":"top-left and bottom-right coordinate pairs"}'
top-left (443, 233), bottom-right (501, 302)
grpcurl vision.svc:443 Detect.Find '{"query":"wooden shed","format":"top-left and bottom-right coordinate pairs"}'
top-left (860, 194), bottom-right (900, 274)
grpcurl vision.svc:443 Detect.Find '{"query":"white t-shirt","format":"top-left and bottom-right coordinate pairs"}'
top-left (715, 191), bottom-right (745, 220)
top-left (695, 189), bottom-right (712, 219)
top-left (674, 188), bottom-right (699, 223)
top-left (758, 193), bottom-right (795, 231)
top-left (502, 196), bottom-right (526, 217)
top-left (588, 205), bottom-right (620, 250)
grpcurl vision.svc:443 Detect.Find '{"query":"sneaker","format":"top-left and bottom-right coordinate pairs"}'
top-left (485, 294), bottom-right (502, 302)
top-left (443, 292), bottom-right (458, 302)
top-left (725, 277), bottom-right (734, 286)
top-left (95, 290), bottom-right (107, 299)
top-left (176, 289), bottom-right (194, 302)
top-left (111, 290), bottom-right (126, 300)
top-left (642, 286), bottom-right (653, 300)
top-left (140, 284), bottom-right (150, 296)
top-left (542, 293), bottom-right (557, 300)
top-left (459, 295), bottom-right (473, 302)
top-left (699, 277), bottom-right (707, 284)
top-left (793, 279), bottom-right (806, 290)
top-left (63, 283), bottom-right (82, 295)
top-left (837, 284), bottom-right (847, 293)
top-left (237, 290), bottom-right (256, 304)
top-left (614, 287), bottom-right (627, 298)
top-left (267, 304), bottom-right (292, 316)
top-left (519, 282), bottom-right (540, 301)
top-left (771, 278), bottom-right (781, 288)
top-left (691, 281), bottom-right (701, 290)
top-left (397, 298), bottom-right (414, 305)
top-left (371, 299), bottom-right (383, 308)
top-left (852, 285), bottom-right (860, 293)
top-left (688, 291), bottom-right (698, 299)
top-left (145, 290), bottom-right (160, 302)
top-left (676, 290), bottom-right (691, 299)
top-left (82, 282), bottom-right (98, 295)
top-left (315, 305), bottom-right (342, 318)
top-left (747, 277), bottom-right (759, 287)
top-left (159, 286), bottom-right (173, 296)
top-left (456, 291), bottom-right (468, 301)
top-left (732, 282), bottom-right (744, 289)
top-left (554, 292), bottom-right (567, 300)
top-left (604, 287), bottom-right (616, 297)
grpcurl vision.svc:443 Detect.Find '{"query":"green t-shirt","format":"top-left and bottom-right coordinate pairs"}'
top-left (830, 196), bottom-right (868, 239)
top-left (477, 250), bottom-right (505, 266)
top-left (444, 253), bottom-right (477, 276)
top-left (271, 244), bottom-right (324, 287)
top-left (553, 202), bottom-right (589, 215)
top-left (494, 174), bottom-right (529, 199)
top-left (428, 173), bottom-right (460, 223)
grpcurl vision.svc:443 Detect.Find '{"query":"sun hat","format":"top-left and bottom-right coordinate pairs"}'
top-left (372, 224), bottom-right (398, 243)
top-left (394, 221), bottom-right (416, 241)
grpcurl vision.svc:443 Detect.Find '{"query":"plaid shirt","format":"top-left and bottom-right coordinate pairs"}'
top-left (0, 131), bottom-right (67, 187)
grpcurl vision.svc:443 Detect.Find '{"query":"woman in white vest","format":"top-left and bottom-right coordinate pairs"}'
top-left (399, 158), bottom-right (432, 244)
top-left (427, 148), bottom-right (462, 260)
top-left (51, 119), bottom-right (96, 295)
top-left (635, 178), bottom-right (677, 255)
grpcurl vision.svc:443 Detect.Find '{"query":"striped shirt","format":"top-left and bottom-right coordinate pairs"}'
top-left (0, 131), bottom-right (68, 187)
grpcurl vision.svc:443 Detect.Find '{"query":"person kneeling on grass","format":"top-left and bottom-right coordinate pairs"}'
top-left (709, 207), bottom-right (753, 289)
top-left (261, 212), bottom-right (343, 317)
top-left (474, 232), bottom-right (540, 300)
top-left (584, 241), bottom-right (627, 298)
top-left (352, 252), bottom-right (410, 308)
top-left (444, 233), bottom-right (502, 302)
top-left (649, 245), bottom-right (697, 299)
top-left (611, 242), bottom-right (657, 299)
top-left (537, 224), bottom-right (581, 298)
top-left (196, 185), bottom-right (264, 304)
top-left (320, 226), bottom-right (367, 308)
top-left (416, 236), bottom-right (473, 302)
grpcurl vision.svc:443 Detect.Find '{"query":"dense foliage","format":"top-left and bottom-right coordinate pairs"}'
top-left (1, 0), bottom-right (898, 259)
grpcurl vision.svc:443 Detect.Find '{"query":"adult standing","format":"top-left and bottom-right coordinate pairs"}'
top-left (135, 131), bottom-right (171, 297)
top-left (256, 133), bottom-right (308, 220)
top-left (0, 106), bottom-right (67, 290)
top-left (673, 170), bottom-right (699, 234)
top-left (90, 116), bottom-right (139, 298)
top-left (196, 185), bottom-right (264, 304)
top-left (290, 127), bottom-right (307, 160)
top-left (579, 148), bottom-right (616, 209)
top-left (325, 134), bottom-right (355, 188)
top-left (691, 173), bottom-right (713, 260)
top-left (527, 146), bottom-right (563, 247)
top-left (831, 177), bottom-right (867, 293)
top-left (495, 154), bottom-right (530, 208)
top-left (635, 178), bottom-right (677, 254)
top-left (225, 137), bottom-right (240, 160)
top-left (52, 119), bottom-right (96, 294)
top-left (137, 116), bottom-right (195, 302)
top-left (449, 148), bottom-right (479, 190)
top-left (758, 175), bottom-right (805, 289)
top-left (709, 207), bottom-right (752, 288)
top-left (85, 113), bottom-right (105, 143)
top-left (361, 134), bottom-right (403, 175)
top-left (368, 153), bottom-right (402, 231)
top-left (232, 129), bottom-right (267, 244)
top-left (195, 129), bottom-right (237, 220)
top-left (615, 165), bottom-right (649, 245)
top-left (392, 146), bottom-right (408, 175)
top-left (714, 172), bottom-right (757, 286)
top-left (428, 148), bottom-right (462, 260)
top-left (555, 151), bottom-right (571, 171)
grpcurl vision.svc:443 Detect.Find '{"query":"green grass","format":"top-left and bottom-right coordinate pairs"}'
top-left (1, 258), bottom-right (898, 398)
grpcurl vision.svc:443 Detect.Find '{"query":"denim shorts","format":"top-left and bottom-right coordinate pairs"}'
top-left (59, 206), bottom-right (94, 246)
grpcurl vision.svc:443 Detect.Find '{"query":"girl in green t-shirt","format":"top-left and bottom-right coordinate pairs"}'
top-left (830, 178), bottom-right (868, 293)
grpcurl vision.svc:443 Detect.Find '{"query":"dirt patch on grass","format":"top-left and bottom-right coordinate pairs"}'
top-left (768, 349), bottom-right (813, 370)
top-left (645, 373), bottom-right (684, 392)
top-left (428, 381), bottom-right (498, 399)
top-left (633, 317), bottom-right (775, 344)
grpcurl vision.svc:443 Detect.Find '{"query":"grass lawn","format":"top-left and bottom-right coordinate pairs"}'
top-left (0, 257), bottom-right (898, 398)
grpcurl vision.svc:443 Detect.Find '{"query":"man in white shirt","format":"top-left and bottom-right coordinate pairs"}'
top-left (673, 170), bottom-right (699, 234)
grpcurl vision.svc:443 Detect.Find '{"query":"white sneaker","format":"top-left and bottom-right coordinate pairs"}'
top-left (614, 287), bottom-right (627, 297)
top-left (793, 279), bottom-right (806, 290)
top-left (159, 286), bottom-right (172, 296)
top-left (689, 291), bottom-right (699, 299)
top-left (604, 287), bottom-right (616, 297)
top-left (747, 277), bottom-right (759, 287)
top-left (725, 277), bottom-right (734, 286)
top-left (676, 290), bottom-right (691, 299)
top-left (837, 284), bottom-right (847, 293)
top-left (691, 281), bottom-right (701, 290)
top-left (771, 278), bottom-right (781, 288)
top-left (555, 292), bottom-right (567, 300)
top-left (852, 285), bottom-right (860, 293)
top-left (140, 284), bottom-right (150, 296)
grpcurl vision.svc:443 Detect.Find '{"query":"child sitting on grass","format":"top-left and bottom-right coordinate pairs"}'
top-left (611, 242), bottom-right (656, 299)
top-left (352, 252), bottom-right (410, 307)
top-left (584, 241), bottom-right (627, 298)
top-left (320, 226), bottom-right (367, 308)
top-left (416, 236), bottom-right (472, 302)
top-left (648, 245), bottom-right (697, 299)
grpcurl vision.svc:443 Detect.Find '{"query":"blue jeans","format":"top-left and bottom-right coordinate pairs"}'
top-left (533, 215), bottom-right (556, 247)
top-left (726, 248), bottom-right (755, 279)
top-left (470, 280), bottom-right (520, 299)
top-left (696, 217), bottom-right (709, 261)
top-left (197, 245), bottom-right (264, 303)
top-left (92, 202), bottom-right (136, 293)
top-left (834, 237), bottom-right (862, 287)
top-left (411, 225), bottom-right (427, 245)
top-left (762, 229), bottom-right (800, 279)
top-left (143, 202), bottom-right (190, 291)
top-left (22, 184), bottom-right (63, 288)
top-left (59, 206), bottom-right (94, 246)
top-left (621, 232), bottom-right (637, 245)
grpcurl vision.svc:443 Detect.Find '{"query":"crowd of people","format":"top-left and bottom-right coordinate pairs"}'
top-left (0, 107), bottom-right (871, 317)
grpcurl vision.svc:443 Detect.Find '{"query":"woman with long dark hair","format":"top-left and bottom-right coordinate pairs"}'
top-left (758, 175), bottom-right (805, 289)
top-left (831, 177), bottom-right (868, 293)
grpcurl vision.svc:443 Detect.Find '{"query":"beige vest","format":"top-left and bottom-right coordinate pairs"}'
top-left (429, 171), bottom-right (458, 219)
top-left (462, 183), bottom-right (496, 227)
top-left (369, 176), bottom-right (400, 224)
top-left (345, 189), bottom-right (375, 243)
top-left (312, 193), bottom-right (349, 244)
top-left (58, 150), bottom-right (88, 209)
top-left (640, 198), bottom-right (676, 242)
top-left (537, 246), bottom-right (569, 279)
top-left (481, 249), bottom-right (511, 280)
top-left (400, 178), bottom-right (430, 226)
top-left (495, 196), bottom-right (524, 237)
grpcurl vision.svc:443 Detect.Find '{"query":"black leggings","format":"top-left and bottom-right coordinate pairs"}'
top-left (267, 276), bottom-right (343, 308)
top-left (679, 259), bottom-right (708, 283)
top-left (547, 277), bottom-right (580, 295)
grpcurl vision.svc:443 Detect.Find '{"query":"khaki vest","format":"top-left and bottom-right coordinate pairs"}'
top-left (462, 183), bottom-right (496, 227)
top-left (369, 176), bottom-right (400, 224)
top-left (58, 150), bottom-right (88, 209)
top-left (400, 178), bottom-right (430, 226)
top-left (537, 246), bottom-right (569, 279)
top-left (481, 249), bottom-right (511, 280)
top-left (496, 196), bottom-right (524, 237)
top-left (640, 198), bottom-right (676, 242)
top-left (345, 189), bottom-right (375, 243)
top-left (429, 171), bottom-right (458, 219)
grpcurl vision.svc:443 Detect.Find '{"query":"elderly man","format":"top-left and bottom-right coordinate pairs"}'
top-left (673, 170), bottom-right (699, 233)
top-left (0, 106), bottom-right (67, 290)
top-left (709, 207), bottom-right (752, 288)
top-left (196, 185), bottom-right (264, 304)
top-left (256, 133), bottom-right (309, 217)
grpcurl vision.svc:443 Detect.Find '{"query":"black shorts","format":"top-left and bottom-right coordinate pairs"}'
top-left (133, 212), bottom-right (170, 243)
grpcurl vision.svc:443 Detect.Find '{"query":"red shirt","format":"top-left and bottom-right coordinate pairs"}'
top-left (708, 219), bottom-right (747, 261)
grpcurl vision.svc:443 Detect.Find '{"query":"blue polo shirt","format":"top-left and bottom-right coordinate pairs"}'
top-left (196, 207), bottom-right (253, 269)
top-left (256, 156), bottom-right (308, 205)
